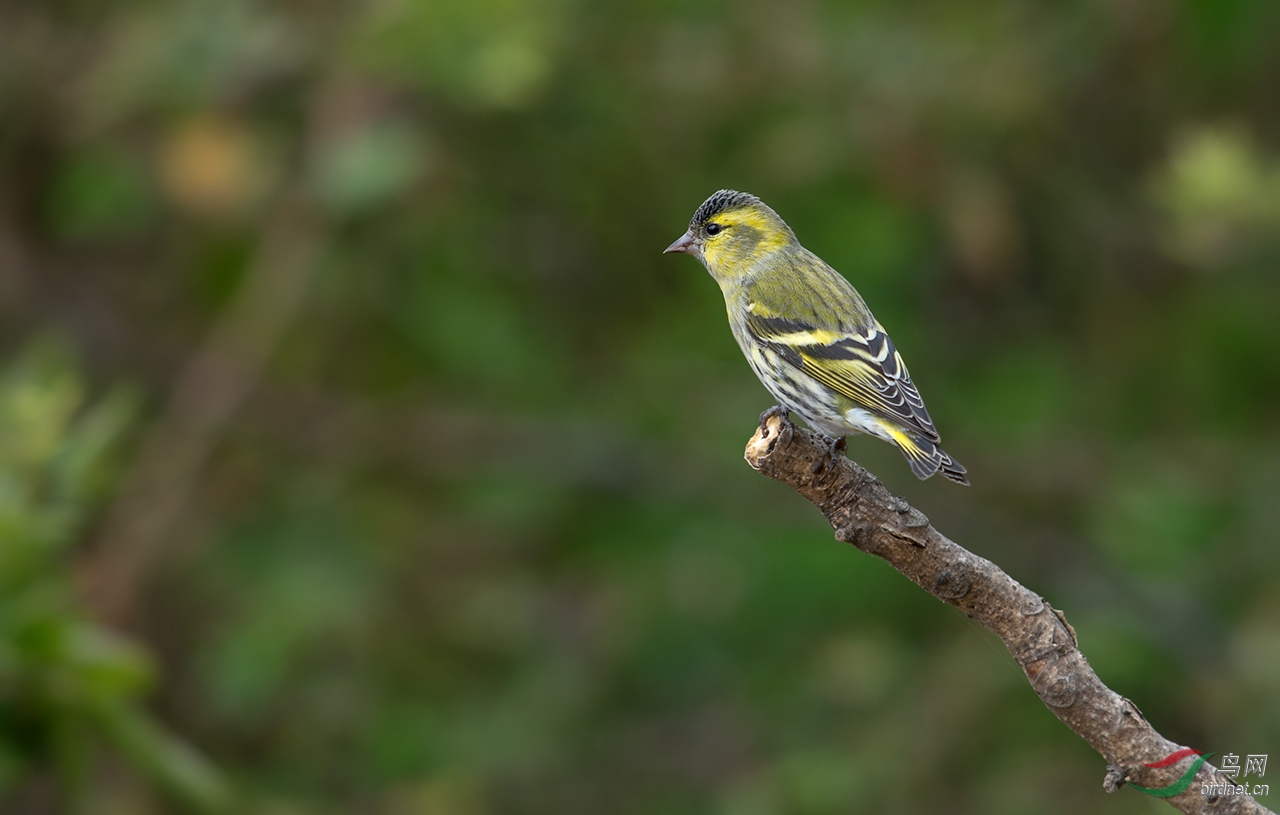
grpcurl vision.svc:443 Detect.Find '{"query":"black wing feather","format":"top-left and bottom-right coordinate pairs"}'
top-left (745, 311), bottom-right (941, 443)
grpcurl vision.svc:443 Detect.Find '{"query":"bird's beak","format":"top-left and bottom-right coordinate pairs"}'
top-left (663, 231), bottom-right (697, 255)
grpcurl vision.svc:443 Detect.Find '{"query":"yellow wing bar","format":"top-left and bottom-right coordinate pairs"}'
top-left (745, 313), bottom-right (940, 443)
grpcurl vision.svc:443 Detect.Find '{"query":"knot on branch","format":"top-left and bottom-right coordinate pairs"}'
top-left (1020, 594), bottom-right (1046, 616)
top-left (1103, 765), bottom-right (1126, 793)
top-left (933, 569), bottom-right (971, 599)
top-left (1036, 672), bottom-right (1080, 708)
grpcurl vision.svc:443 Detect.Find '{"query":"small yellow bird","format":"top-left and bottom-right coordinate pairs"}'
top-left (665, 190), bottom-right (968, 484)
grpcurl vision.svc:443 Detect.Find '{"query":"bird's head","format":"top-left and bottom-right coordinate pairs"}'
top-left (664, 190), bottom-right (796, 277)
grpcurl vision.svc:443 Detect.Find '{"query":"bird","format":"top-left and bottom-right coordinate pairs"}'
top-left (664, 189), bottom-right (968, 484)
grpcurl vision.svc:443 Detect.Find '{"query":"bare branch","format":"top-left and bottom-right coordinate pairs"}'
top-left (745, 413), bottom-right (1274, 815)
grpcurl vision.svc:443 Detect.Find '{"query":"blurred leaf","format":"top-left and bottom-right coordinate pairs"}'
top-left (351, 0), bottom-right (572, 109)
top-left (92, 702), bottom-right (231, 814)
top-left (44, 148), bottom-right (157, 241)
top-left (61, 624), bottom-right (155, 698)
top-left (310, 119), bottom-right (428, 216)
top-left (0, 342), bottom-right (225, 809)
top-left (159, 115), bottom-right (273, 217)
top-left (1151, 124), bottom-right (1280, 267)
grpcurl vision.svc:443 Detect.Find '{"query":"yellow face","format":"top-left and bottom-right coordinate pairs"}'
top-left (664, 190), bottom-right (797, 279)
top-left (700, 205), bottom-right (794, 271)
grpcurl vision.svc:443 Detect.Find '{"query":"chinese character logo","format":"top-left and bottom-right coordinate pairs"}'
top-left (1221, 753), bottom-right (1241, 779)
top-left (1244, 755), bottom-right (1267, 779)
top-left (1132, 749), bottom-right (1270, 799)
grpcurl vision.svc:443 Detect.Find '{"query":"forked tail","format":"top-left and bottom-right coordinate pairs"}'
top-left (888, 426), bottom-right (969, 485)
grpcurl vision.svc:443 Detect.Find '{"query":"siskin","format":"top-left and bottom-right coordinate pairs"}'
top-left (665, 189), bottom-right (968, 484)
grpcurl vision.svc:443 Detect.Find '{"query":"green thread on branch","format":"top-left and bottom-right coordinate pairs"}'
top-left (1129, 754), bottom-right (1212, 798)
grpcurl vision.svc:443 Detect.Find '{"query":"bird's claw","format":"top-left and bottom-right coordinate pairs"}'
top-left (759, 404), bottom-right (790, 428)
top-left (811, 435), bottom-right (847, 474)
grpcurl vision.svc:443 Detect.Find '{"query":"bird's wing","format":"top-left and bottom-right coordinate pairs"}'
top-left (745, 270), bottom-right (940, 442)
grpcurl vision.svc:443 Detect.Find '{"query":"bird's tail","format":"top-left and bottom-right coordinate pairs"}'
top-left (887, 426), bottom-right (969, 485)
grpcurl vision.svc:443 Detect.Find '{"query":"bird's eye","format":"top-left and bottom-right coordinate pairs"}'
top-left (706, 222), bottom-right (723, 235)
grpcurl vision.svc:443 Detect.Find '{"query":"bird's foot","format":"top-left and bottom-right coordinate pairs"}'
top-left (759, 404), bottom-right (790, 428)
top-left (755, 405), bottom-right (794, 451)
top-left (812, 435), bottom-right (847, 474)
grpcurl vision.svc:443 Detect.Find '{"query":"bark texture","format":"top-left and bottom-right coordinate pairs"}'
top-left (745, 412), bottom-right (1274, 815)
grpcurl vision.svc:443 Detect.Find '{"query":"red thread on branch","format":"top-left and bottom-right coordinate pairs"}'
top-left (1146, 749), bottom-right (1204, 769)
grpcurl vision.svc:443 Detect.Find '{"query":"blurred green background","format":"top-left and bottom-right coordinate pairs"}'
top-left (2, 0), bottom-right (1280, 813)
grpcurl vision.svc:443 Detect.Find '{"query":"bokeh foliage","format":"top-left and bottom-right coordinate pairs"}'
top-left (0, 344), bottom-right (225, 811)
top-left (2, 0), bottom-right (1279, 813)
